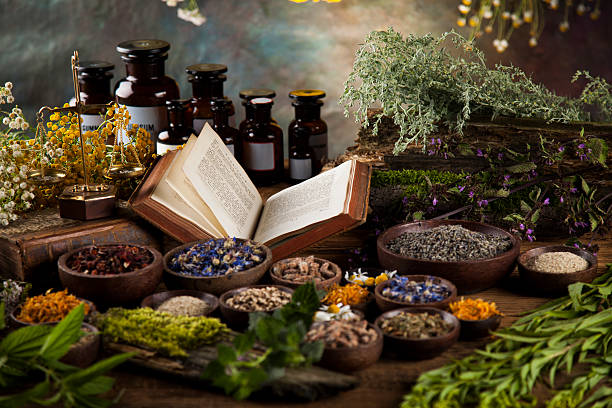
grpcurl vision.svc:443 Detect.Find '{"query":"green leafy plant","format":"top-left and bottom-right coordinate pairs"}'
top-left (202, 282), bottom-right (324, 400)
top-left (402, 264), bottom-right (612, 408)
top-left (0, 303), bottom-right (132, 408)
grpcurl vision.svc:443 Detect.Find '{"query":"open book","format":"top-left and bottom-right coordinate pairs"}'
top-left (129, 124), bottom-right (371, 260)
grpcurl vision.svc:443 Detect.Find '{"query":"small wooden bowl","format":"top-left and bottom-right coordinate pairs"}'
top-left (374, 275), bottom-right (457, 313)
top-left (219, 285), bottom-right (294, 329)
top-left (141, 290), bottom-right (219, 317)
top-left (517, 245), bottom-right (598, 294)
top-left (269, 257), bottom-right (342, 290)
top-left (315, 321), bottom-right (383, 372)
top-left (10, 298), bottom-right (96, 327)
top-left (375, 307), bottom-right (460, 360)
top-left (377, 220), bottom-right (520, 294)
top-left (58, 243), bottom-right (163, 306)
top-left (458, 315), bottom-right (502, 340)
top-left (163, 239), bottom-right (272, 296)
top-left (61, 322), bottom-right (100, 368)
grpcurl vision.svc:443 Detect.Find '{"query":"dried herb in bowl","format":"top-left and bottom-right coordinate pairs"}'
top-left (67, 245), bottom-right (153, 275)
top-left (226, 287), bottom-right (292, 312)
top-left (382, 276), bottom-right (451, 304)
top-left (322, 284), bottom-right (369, 306)
top-left (306, 319), bottom-right (378, 348)
top-left (449, 297), bottom-right (502, 321)
top-left (16, 289), bottom-right (90, 324)
top-left (169, 238), bottom-right (265, 277)
top-left (378, 311), bottom-right (453, 339)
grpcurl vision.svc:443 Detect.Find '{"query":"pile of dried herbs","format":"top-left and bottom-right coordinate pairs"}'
top-left (402, 264), bottom-right (612, 408)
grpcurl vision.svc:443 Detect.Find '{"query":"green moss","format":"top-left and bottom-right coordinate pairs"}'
top-left (372, 168), bottom-right (467, 197)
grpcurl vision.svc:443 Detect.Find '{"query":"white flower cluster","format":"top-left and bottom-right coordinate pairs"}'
top-left (161, 0), bottom-right (183, 6)
top-left (177, 7), bottom-right (206, 26)
top-left (0, 82), bottom-right (15, 105)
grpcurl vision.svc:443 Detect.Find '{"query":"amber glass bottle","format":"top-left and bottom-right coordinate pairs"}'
top-left (69, 61), bottom-right (114, 137)
top-left (211, 97), bottom-right (239, 158)
top-left (240, 98), bottom-right (283, 185)
top-left (186, 64), bottom-right (235, 134)
top-left (157, 99), bottom-right (195, 155)
top-left (289, 127), bottom-right (314, 183)
top-left (114, 39), bottom-right (179, 150)
top-left (238, 89), bottom-right (276, 133)
top-left (288, 89), bottom-right (327, 176)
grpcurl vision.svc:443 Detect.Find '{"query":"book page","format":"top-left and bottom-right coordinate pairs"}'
top-left (182, 123), bottom-right (263, 239)
top-left (253, 160), bottom-right (354, 244)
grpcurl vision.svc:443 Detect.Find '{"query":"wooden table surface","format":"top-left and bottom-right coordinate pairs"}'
top-left (106, 231), bottom-right (611, 408)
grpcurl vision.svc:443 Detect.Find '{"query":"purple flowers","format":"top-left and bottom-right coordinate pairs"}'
top-left (560, 196), bottom-right (564, 203)
top-left (432, 197), bottom-right (438, 206)
top-left (477, 199), bottom-right (488, 207)
top-left (519, 223), bottom-right (525, 230)
top-left (570, 187), bottom-right (578, 194)
top-left (558, 146), bottom-right (565, 152)
top-left (578, 143), bottom-right (586, 149)
top-left (526, 229), bottom-right (533, 235)
top-left (458, 185), bottom-right (465, 192)
top-left (476, 149), bottom-right (484, 157)
top-left (543, 198), bottom-right (550, 205)
top-left (468, 191), bottom-right (474, 199)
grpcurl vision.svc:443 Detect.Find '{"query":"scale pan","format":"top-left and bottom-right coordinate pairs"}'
top-left (105, 164), bottom-right (145, 179)
top-left (26, 168), bottom-right (68, 185)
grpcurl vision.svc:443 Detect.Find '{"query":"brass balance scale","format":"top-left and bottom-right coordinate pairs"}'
top-left (27, 51), bottom-right (145, 220)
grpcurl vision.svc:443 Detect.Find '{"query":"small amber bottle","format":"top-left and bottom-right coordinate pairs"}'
top-left (69, 61), bottom-right (114, 137)
top-left (238, 89), bottom-right (276, 133)
top-left (211, 97), bottom-right (239, 158)
top-left (157, 99), bottom-right (195, 155)
top-left (186, 64), bottom-right (235, 134)
top-left (240, 97), bottom-right (284, 185)
top-left (114, 39), bottom-right (179, 150)
top-left (289, 127), bottom-right (314, 183)
top-left (288, 89), bottom-right (327, 176)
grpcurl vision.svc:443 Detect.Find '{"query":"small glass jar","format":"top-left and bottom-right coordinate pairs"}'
top-left (114, 39), bottom-right (179, 150)
top-left (289, 127), bottom-right (314, 183)
top-left (239, 97), bottom-right (284, 185)
top-left (186, 63), bottom-right (235, 134)
top-left (288, 89), bottom-right (327, 176)
top-left (238, 88), bottom-right (276, 133)
top-left (211, 97), bottom-right (239, 158)
top-left (69, 61), bottom-right (114, 138)
top-left (157, 99), bottom-right (195, 155)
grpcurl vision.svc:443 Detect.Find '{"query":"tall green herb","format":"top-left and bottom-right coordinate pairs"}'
top-left (402, 264), bottom-right (612, 408)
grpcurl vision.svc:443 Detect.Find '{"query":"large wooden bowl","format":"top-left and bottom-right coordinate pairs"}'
top-left (58, 244), bottom-right (163, 306)
top-left (269, 257), bottom-right (342, 290)
top-left (375, 307), bottom-right (460, 360)
top-left (163, 239), bottom-right (272, 296)
top-left (61, 322), bottom-right (100, 368)
top-left (377, 220), bottom-right (520, 294)
top-left (374, 275), bottom-right (457, 312)
top-left (219, 285), bottom-right (293, 329)
top-left (517, 245), bottom-right (598, 294)
top-left (315, 322), bottom-right (383, 372)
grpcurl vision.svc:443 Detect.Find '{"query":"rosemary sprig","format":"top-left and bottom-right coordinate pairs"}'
top-left (401, 264), bottom-right (612, 408)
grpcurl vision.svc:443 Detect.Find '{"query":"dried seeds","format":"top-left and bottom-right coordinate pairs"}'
top-left (226, 287), bottom-right (292, 312)
top-left (526, 251), bottom-right (589, 274)
top-left (271, 256), bottom-right (336, 284)
top-left (379, 311), bottom-right (454, 339)
top-left (305, 319), bottom-right (378, 349)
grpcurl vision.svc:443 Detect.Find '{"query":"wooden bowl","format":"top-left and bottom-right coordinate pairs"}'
top-left (61, 322), bottom-right (100, 368)
top-left (374, 275), bottom-right (457, 312)
top-left (163, 239), bottom-right (272, 296)
top-left (315, 321), bottom-right (383, 372)
top-left (141, 290), bottom-right (219, 317)
top-left (458, 315), bottom-right (502, 340)
top-left (377, 220), bottom-right (520, 294)
top-left (269, 257), bottom-right (342, 290)
top-left (10, 298), bottom-right (96, 326)
top-left (219, 285), bottom-right (293, 329)
top-left (517, 245), bottom-right (598, 294)
top-left (375, 307), bottom-right (460, 360)
top-left (58, 243), bottom-right (163, 306)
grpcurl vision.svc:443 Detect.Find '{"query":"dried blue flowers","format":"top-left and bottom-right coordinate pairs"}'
top-left (381, 276), bottom-right (451, 304)
top-left (169, 238), bottom-right (265, 277)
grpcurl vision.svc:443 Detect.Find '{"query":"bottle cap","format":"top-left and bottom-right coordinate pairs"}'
top-left (290, 89), bottom-right (325, 107)
top-left (186, 64), bottom-right (228, 80)
top-left (239, 89), bottom-right (276, 101)
top-left (77, 61), bottom-right (114, 79)
top-left (116, 39), bottom-right (170, 61)
top-left (249, 97), bottom-right (273, 105)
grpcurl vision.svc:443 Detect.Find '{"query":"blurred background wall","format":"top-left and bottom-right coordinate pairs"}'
top-left (1, 0), bottom-right (610, 158)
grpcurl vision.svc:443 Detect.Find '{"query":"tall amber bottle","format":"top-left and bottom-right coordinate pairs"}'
top-left (211, 97), bottom-right (239, 158)
top-left (288, 89), bottom-right (327, 176)
top-left (114, 39), bottom-right (179, 151)
top-left (186, 64), bottom-right (235, 134)
top-left (240, 98), bottom-right (283, 185)
top-left (157, 99), bottom-right (195, 155)
top-left (69, 61), bottom-right (114, 137)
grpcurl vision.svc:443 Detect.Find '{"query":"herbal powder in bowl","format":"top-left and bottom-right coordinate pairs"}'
top-left (518, 245), bottom-right (598, 294)
top-left (157, 296), bottom-right (211, 317)
top-left (377, 220), bottom-right (520, 294)
top-left (141, 290), bottom-right (219, 317)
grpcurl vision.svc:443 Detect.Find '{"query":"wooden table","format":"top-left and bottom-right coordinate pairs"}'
top-left (107, 232), bottom-right (612, 408)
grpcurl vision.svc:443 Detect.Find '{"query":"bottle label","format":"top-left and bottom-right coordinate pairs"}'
top-left (120, 105), bottom-right (167, 143)
top-left (80, 114), bottom-right (104, 134)
top-left (243, 142), bottom-right (274, 171)
top-left (156, 141), bottom-right (180, 155)
top-left (290, 158), bottom-right (312, 180)
top-left (193, 118), bottom-right (213, 135)
top-left (226, 143), bottom-right (235, 156)
top-left (309, 132), bottom-right (328, 164)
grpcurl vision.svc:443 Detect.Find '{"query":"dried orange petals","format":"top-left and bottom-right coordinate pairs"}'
top-left (449, 297), bottom-right (502, 321)
top-left (16, 289), bottom-right (90, 323)
top-left (322, 283), bottom-right (369, 306)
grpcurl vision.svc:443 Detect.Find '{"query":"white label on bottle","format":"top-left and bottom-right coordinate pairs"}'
top-left (309, 132), bottom-right (328, 163)
top-left (243, 142), bottom-right (274, 171)
top-left (226, 143), bottom-right (235, 156)
top-left (156, 141), bottom-right (181, 155)
top-left (193, 118), bottom-right (213, 135)
top-left (290, 158), bottom-right (312, 180)
top-left (80, 114), bottom-right (104, 134)
top-left (120, 105), bottom-right (167, 144)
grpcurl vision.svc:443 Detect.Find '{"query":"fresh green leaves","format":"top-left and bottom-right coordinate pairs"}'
top-left (401, 266), bottom-right (612, 408)
top-left (202, 282), bottom-right (324, 400)
top-left (0, 303), bottom-right (133, 407)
